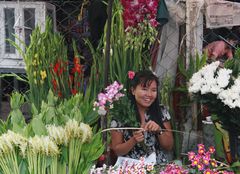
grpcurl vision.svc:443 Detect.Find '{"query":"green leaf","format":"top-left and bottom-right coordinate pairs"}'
top-left (0, 73), bottom-right (28, 83)
top-left (177, 56), bottom-right (188, 78)
top-left (11, 110), bottom-right (26, 127)
top-left (46, 156), bottom-right (52, 168)
top-left (60, 146), bottom-right (68, 164)
top-left (31, 117), bottom-right (47, 135)
top-left (231, 161), bottom-right (240, 167)
top-left (23, 124), bottom-right (34, 137)
top-left (0, 120), bottom-right (7, 135)
top-left (83, 111), bottom-right (99, 126)
top-left (19, 159), bottom-right (29, 174)
top-left (31, 104), bottom-right (39, 116)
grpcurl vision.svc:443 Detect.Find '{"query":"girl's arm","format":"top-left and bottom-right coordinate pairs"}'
top-left (157, 121), bottom-right (174, 151)
top-left (110, 129), bottom-right (144, 156)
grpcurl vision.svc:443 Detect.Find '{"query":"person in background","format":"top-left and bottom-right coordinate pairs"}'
top-left (203, 39), bottom-right (237, 62)
top-left (110, 70), bottom-right (173, 164)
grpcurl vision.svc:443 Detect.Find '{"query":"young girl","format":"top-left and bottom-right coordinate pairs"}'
top-left (110, 70), bottom-right (173, 164)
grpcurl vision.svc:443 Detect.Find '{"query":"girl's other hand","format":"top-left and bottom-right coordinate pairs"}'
top-left (132, 130), bottom-right (144, 143)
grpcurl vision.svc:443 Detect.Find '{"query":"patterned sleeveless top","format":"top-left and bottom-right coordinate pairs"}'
top-left (110, 107), bottom-right (171, 164)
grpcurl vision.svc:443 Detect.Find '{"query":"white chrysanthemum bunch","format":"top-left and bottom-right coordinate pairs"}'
top-left (218, 76), bottom-right (240, 108)
top-left (0, 130), bottom-right (27, 155)
top-left (188, 61), bottom-right (240, 109)
top-left (65, 119), bottom-right (92, 143)
top-left (0, 130), bottom-right (27, 174)
top-left (189, 61), bottom-right (232, 95)
top-left (47, 120), bottom-right (92, 146)
top-left (47, 125), bottom-right (68, 146)
top-left (27, 136), bottom-right (59, 156)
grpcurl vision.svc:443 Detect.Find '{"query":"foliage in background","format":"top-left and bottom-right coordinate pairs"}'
top-left (159, 75), bottom-right (182, 159)
top-left (224, 48), bottom-right (240, 77)
top-left (176, 53), bottom-right (207, 98)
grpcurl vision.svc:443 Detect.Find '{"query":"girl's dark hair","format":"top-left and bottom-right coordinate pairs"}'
top-left (128, 70), bottom-right (165, 128)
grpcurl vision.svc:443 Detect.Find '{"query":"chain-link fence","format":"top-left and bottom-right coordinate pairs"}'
top-left (0, 0), bottom-right (239, 157)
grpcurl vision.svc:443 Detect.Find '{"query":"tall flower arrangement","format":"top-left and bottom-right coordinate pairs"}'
top-left (9, 19), bottom-right (84, 111)
top-left (99, 0), bottom-right (158, 86)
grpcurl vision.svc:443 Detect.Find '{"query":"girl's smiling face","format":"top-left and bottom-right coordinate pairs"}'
top-left (131, 80), bottom-right (157, 111)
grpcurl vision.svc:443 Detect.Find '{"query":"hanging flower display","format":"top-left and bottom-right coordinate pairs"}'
top-left (121, 0), bottom-right (159, 28)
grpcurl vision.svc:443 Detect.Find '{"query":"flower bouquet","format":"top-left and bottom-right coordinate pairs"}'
top-left (188, 61), bottom-right (240, 133)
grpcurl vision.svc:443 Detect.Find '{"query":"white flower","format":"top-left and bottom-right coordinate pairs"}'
top-left (216, 68), bottom-right (232, 88)
top-left (28, 136), bottom-right (59, 156)
top-left (200, 84), bottom-right (211, 94)
top-left (234, 99), bottom-right (240, 108)
top-left (79, 123), bottom-right (92, 143)
top-left (0, 130), bottom-right (27, 155)
top-left (47, 125), bottom-right (68, 145)
top-left (210, 85), bottom-right (222, 94)
top-left (217, 76), bottom-right (240, 109)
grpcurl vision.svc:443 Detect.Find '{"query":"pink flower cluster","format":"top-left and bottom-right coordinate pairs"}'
top-left (160, 163), bottom-right (188, 174)
top-left (121, 0), bottom-right (159, 28)
top-left (94, 81), bottom-right (125, 115)
top-left (188, 144), bottom-right (234, 174)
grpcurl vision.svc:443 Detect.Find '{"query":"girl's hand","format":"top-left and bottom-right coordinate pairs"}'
top-left (132, 130), bottom-right (144, 143)
top-left (144, 120), bottom-right (161, 132)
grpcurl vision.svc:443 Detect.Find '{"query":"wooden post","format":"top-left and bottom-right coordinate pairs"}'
top-left (102, 0), bottom-right (113, 165)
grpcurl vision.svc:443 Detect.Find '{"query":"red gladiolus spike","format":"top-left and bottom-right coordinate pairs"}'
top-left (53, 61), bottom-right (60, 74)
top-left (74, 64), bottom-right (82, 74)
top-left (69, 75), bottom-right (74, 82)
top-left (73, 57), bottom-right (80, 65)
top-left (71, 89), bottom-right (77, 95)
top-left (52, 79), bottom-right (58, 91)
top-left (58, 91), bottom-right (62, 98)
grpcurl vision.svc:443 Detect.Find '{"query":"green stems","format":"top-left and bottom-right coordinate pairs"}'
top-left (68, 138), bottom-right (82, 174)
top-left (0, 151), bottom-right (20, 174)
